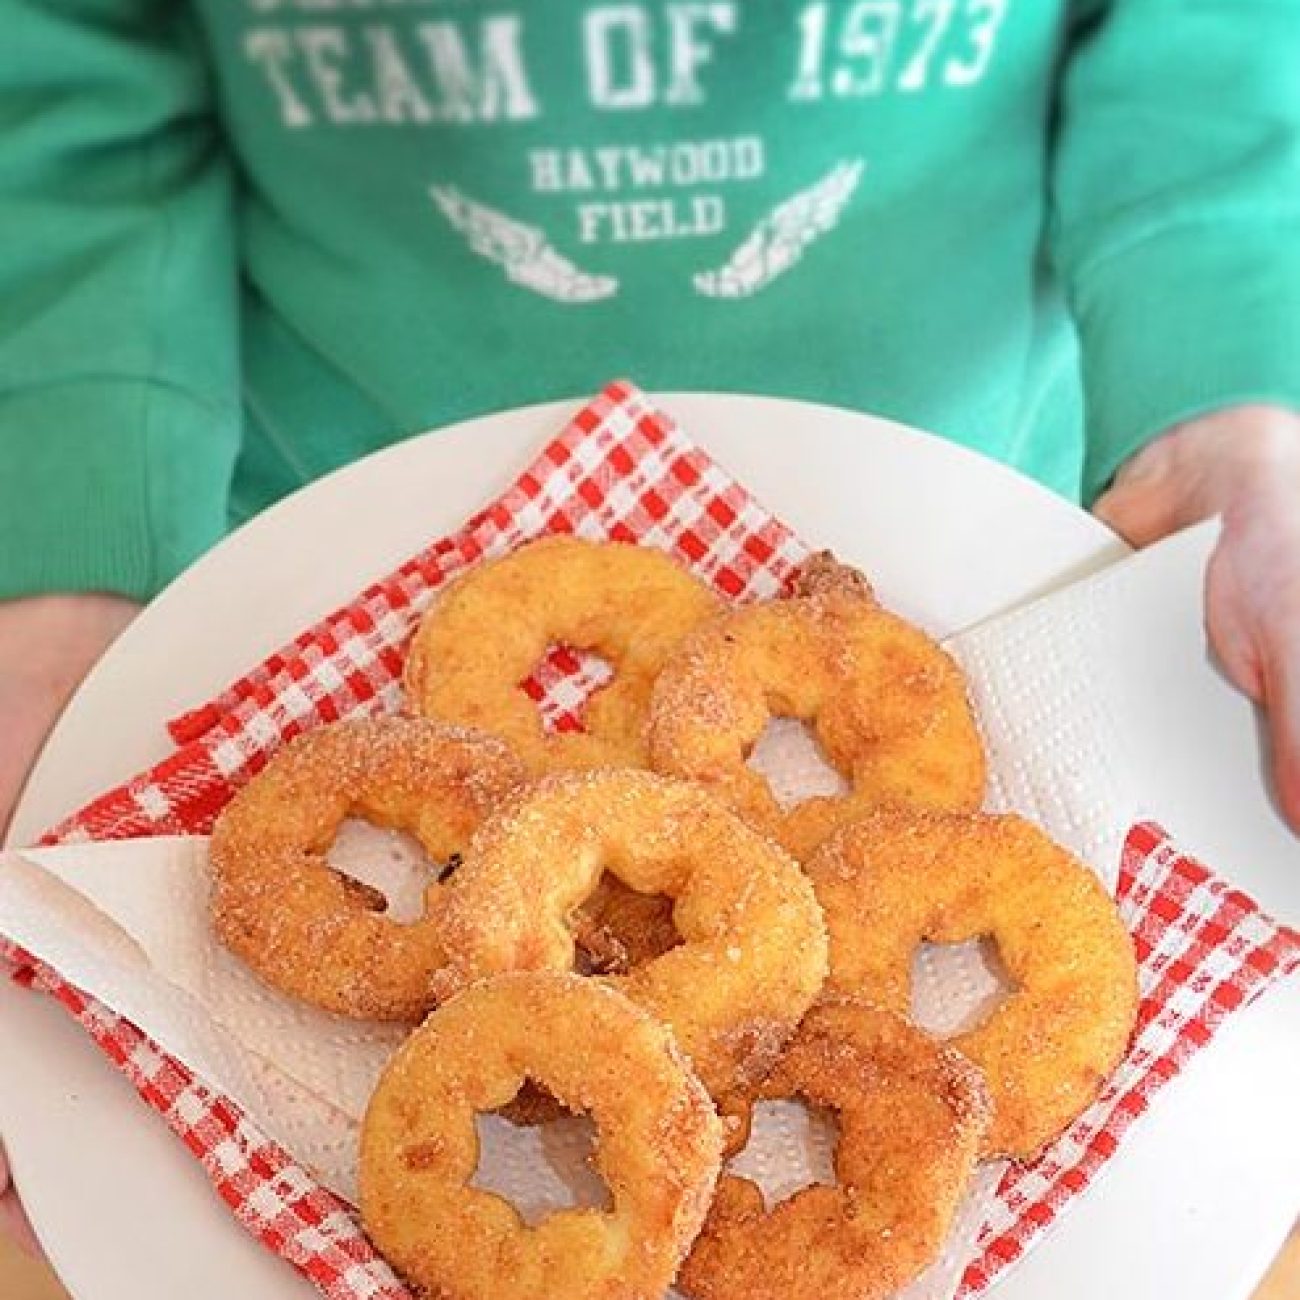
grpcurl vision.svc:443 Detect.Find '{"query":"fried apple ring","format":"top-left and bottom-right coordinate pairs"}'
top-left (359, 972), bottom-right (722, 1300)
top-left (648, 563), bottom-right (985, 860)
top-left (209, 716), bottom-right (523, 1021)
top-left (805, 809), bottom-right (1139, 1157)
top-left (433, 771), bottom-right (829, 1134)
top-left (678, 1000), bottom-right (990, 1300)
top-left (404, 536), bottom-right (721, 774)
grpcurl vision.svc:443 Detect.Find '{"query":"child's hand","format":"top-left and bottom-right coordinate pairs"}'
top-left (1094, 405), bottom-right (1300, 832)
top-left (0, 1140), bottom-right (41, 1257)
top-left (0, 593), bottom-right (139, 840)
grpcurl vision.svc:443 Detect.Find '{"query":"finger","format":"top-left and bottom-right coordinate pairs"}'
top-left (1261, 638), bottom-right (1300, 833)
top-left (0, 693), bottom-right (46, 841)
top-left (1203, 545), bottom-right (1266, 703)
top-left (0, 1143), bottom-right (44, 1259)
top-left (0, 1189), bottom-right (43, 1260)
top-left (1091, 481), bottom-right (1176, 549)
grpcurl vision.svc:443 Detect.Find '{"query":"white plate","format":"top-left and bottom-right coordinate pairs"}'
top-left (1, 394), bottom-right (1293, 1300)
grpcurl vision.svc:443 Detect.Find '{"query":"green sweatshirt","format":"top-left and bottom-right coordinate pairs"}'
top-left (3, 0), bottom-right (1300, 600)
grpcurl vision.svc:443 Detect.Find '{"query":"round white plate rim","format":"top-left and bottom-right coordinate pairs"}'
top-left (3, 392), bottom-right (1293, 1300)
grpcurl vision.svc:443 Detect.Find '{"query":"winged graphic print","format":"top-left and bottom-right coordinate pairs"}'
top-left (694, 160), bottom-right (866, 299)
top-left (431, 185), bottom-right (618, 305)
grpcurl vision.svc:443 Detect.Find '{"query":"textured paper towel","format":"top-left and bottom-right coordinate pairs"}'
top-left (0, 596), bottom-right (1140, 1296)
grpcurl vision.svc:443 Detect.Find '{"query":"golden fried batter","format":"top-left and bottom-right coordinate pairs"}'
top-left (790, 550), bottom-right (877, 602)
top-left (648, 568), bottom-right (985, 860)
top-left (209, 716), bottom-right (522, 1020)
top-left (405, 536), bottom-right (721, 774)
top-left (360, 973), bottom-right (723, 1300)
top-left (679, 1000), bottom-right (990, 1300)
top-left (433, 771), bottom-right (829, 1138)
top-left (805, 809), bottom-right (1139, 1157)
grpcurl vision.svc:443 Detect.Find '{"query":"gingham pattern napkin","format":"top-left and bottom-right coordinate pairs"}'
top-left (4, 381), bottom-right (1298, 1299)
top-left (43, 382), bottom-right (809, 847)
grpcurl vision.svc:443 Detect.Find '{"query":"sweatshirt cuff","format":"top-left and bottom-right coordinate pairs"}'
top-left (0, 380), bottom-right (237, 601)
top-left (1070, 222), bottom-right (1300, 502)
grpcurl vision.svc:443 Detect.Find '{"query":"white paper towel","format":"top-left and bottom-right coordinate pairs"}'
top-left (0, 551), bottom-right (1156, 1297)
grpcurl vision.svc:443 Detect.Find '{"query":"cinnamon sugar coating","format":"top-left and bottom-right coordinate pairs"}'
top-left (405, 536), bottom-right (720, 774)
top-left (209, 716), bottom-right (523, 1020)
top-left (649, 571), bottom-right (985, 861)
top-left (680, 1000), bottom-right (990, 1300)
top-left (360, 973), bottom-right (723, 1300)
top-left (434, 770), bottom-right (829, 1136)
top-left (805, 809), bottom-right (1139, 1157)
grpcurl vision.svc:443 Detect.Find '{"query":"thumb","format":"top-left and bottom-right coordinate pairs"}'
top-left (1092, 477), bottom-right (1181, 549)
top-left (0, 1141), bottom-right (43, 1258)
top-left (1261, 629), bottom-right (1300, 833)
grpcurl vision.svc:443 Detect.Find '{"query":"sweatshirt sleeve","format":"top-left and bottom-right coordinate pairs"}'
top-left (0, 0), bottom-right (240, 601)
top-left (1050, 0), bottom-right (1300, 501)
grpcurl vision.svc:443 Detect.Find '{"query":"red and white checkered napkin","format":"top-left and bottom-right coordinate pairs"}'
top-left (47, 381), bottom-right (809, 846)
top-left (4, 381), bottom-right (1298, 1299)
